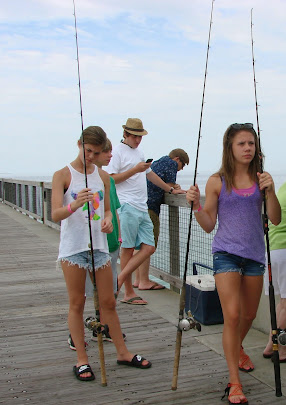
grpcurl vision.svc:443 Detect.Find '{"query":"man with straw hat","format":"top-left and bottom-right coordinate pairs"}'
top-left (107, 118), bottom-right (186, 305)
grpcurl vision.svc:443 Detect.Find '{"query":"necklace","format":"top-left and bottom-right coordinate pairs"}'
top-left (120, 139), bottom-right (133, 149)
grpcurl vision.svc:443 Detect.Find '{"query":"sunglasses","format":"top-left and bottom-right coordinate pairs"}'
top-left (230, 123), bottom-right (254, 130)
top-left (180, 159), bottom-right (185, 168)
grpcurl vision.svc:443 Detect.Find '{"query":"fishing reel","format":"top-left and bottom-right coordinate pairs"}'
top-left (84, 316), bottom-right (101, 332)
top-left (178, 311), bottom-right (201, 332)
top-left (277, 329), bottom-right (286, 346)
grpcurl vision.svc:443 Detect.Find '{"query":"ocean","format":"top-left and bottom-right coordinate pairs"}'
top-left (176, 172), bottom-right (285, 193)
top-left (2, 172), bottom-right (285, 191)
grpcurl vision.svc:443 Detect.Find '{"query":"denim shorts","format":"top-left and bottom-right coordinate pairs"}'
top-left (118, 203), bottom-right (155, 249)
top-left (213, 251), bottom-right (265, 276)
top-left (59, 250), bottom-right (110, 273)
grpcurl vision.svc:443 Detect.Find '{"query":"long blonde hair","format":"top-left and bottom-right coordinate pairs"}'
top-left (218, 124), bottom-right (262, 192)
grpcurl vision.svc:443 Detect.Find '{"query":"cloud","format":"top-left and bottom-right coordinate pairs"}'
top-left (0, 0), bottom-right (285, 177)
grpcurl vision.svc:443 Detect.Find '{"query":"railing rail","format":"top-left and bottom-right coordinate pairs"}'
top-left (0, 178), bottom-right (215, 289)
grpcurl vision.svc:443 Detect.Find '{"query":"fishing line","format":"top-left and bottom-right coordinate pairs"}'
top-left (172, 0), bottom-right (215, 390)
top-left (72, 0), bottom-right (107, 386)
top-left (251, 9), bottom-right (282, 397)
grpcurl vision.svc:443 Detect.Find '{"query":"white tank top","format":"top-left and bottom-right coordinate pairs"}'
top-left (58, 164), bottom-right (108, 259)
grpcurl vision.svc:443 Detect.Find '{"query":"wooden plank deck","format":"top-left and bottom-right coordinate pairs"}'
top-left (1, 204), bottom-right (286, 405)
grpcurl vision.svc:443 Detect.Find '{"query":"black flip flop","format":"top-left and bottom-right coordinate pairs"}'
top-left (120, 296), bottom-right (147, 305)
top-left (73, 364), bottom-right (95, 381)
top-left (117, 354), bottom-right (152, 369)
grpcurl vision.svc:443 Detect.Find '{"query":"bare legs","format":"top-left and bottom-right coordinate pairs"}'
top-left (94, 264), bottom-right (145, 362)
top-left (240, 275), bottom-right (264, 343)
top-left (215, 273), bottom-right (263, 402)
top-left (62, 262), bottom-right (90, 377)
top-left (118, 244), bottom-right (155, 301)
top-left (63, 260), bottom-right (150, 378)
top-left (133, 257), bottom-right (151, 288)
top-left (133, 256), bottom-right (165, 290)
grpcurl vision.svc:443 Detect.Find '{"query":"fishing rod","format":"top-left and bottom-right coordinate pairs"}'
top-left (171, 0), bottom-right (215, 390)
top-left (72, 0), bottom-right (107, 387)
top-left (251, 9), bottom-right (282, 397)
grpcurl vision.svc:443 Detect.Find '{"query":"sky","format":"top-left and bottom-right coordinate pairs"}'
top-left (1, 0), bottom-right (285, 180)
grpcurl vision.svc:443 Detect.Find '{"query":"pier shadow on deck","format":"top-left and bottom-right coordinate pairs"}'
top-left (1, 203), bottom-right (286, 405)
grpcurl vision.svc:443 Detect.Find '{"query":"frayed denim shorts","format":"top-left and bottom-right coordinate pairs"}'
top-left (213, 251), bottom-right (265, 276)
top-left (59, 250), bottom-right (110, 273)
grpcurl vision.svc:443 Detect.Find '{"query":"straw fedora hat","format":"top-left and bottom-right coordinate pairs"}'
top-left (122, 118), bottom-right (148, 136)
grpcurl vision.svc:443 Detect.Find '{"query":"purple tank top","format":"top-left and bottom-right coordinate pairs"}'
top-left (212, 178), bottom-right (265, 264)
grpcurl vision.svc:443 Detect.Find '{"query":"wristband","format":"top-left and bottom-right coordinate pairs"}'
top-left (193, 204), bottom-right (202, 213)
top-left (118, 238), bottom-right (122, 243)
top-left (67, 203), bottom-right (74, 214)
top-left (169, 187), bottom-right (174, 194)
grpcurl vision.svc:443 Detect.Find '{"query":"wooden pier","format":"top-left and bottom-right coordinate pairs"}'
top-left (1, 203), bottom-right (286, 404)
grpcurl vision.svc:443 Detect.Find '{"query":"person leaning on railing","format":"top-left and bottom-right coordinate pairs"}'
top-left (133, 148), bottom-right (189, 290)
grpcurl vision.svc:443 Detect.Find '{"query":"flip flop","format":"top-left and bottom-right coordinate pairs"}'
top-left (73, 364), bottom-right (95, 381)
top-left (117, 354), bottom-right (152, 369)
top-left (120, 296), bottom-right (148, 305)
top-left (138, 282), bottom-right (165, 290)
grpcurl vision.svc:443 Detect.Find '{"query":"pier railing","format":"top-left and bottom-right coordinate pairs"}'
top-left (0, 178), bottom-right (215, 290)
top-left (0, 178), bottom-right (58, 230)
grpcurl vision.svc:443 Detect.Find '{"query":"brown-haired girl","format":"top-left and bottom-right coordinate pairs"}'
top-left (52, 126), bottom-right (151, 381)
top-left (186, 123), bottom-right (281, 404)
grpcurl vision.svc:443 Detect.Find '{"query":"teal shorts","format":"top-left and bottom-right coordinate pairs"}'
top-left (118, 203), bottom-right (155, 249)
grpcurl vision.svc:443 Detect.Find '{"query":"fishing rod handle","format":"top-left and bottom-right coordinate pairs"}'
top-left (272, 351), bottom-right (282, 397)
top-left (172, 283), bottom-right (186, 390)
top-left (268, 285), bottom-right (282, 396)
top-left (171, 329), bottom-right (182, 390)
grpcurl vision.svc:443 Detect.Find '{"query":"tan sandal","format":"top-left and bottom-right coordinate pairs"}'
top-left (221, 383), bottom-right (248, 404)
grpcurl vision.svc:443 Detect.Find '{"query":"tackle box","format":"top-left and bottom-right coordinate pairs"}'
top-left (185, 263), bottom-right (224, 325)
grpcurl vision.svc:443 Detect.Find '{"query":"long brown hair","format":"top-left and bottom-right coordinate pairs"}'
top-left (218, 124), bottom-right (262, 192)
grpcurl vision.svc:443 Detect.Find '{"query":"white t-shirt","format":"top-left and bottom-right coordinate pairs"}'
top-left (106, 142), bottom-right (151, 212)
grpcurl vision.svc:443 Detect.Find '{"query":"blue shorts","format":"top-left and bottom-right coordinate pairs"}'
top-left (59, 250), bottom-right (110, 273)
top-left (213, 251), bottom-right (265, 276)
top-left (118, 203), bottom-right (155, 249)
